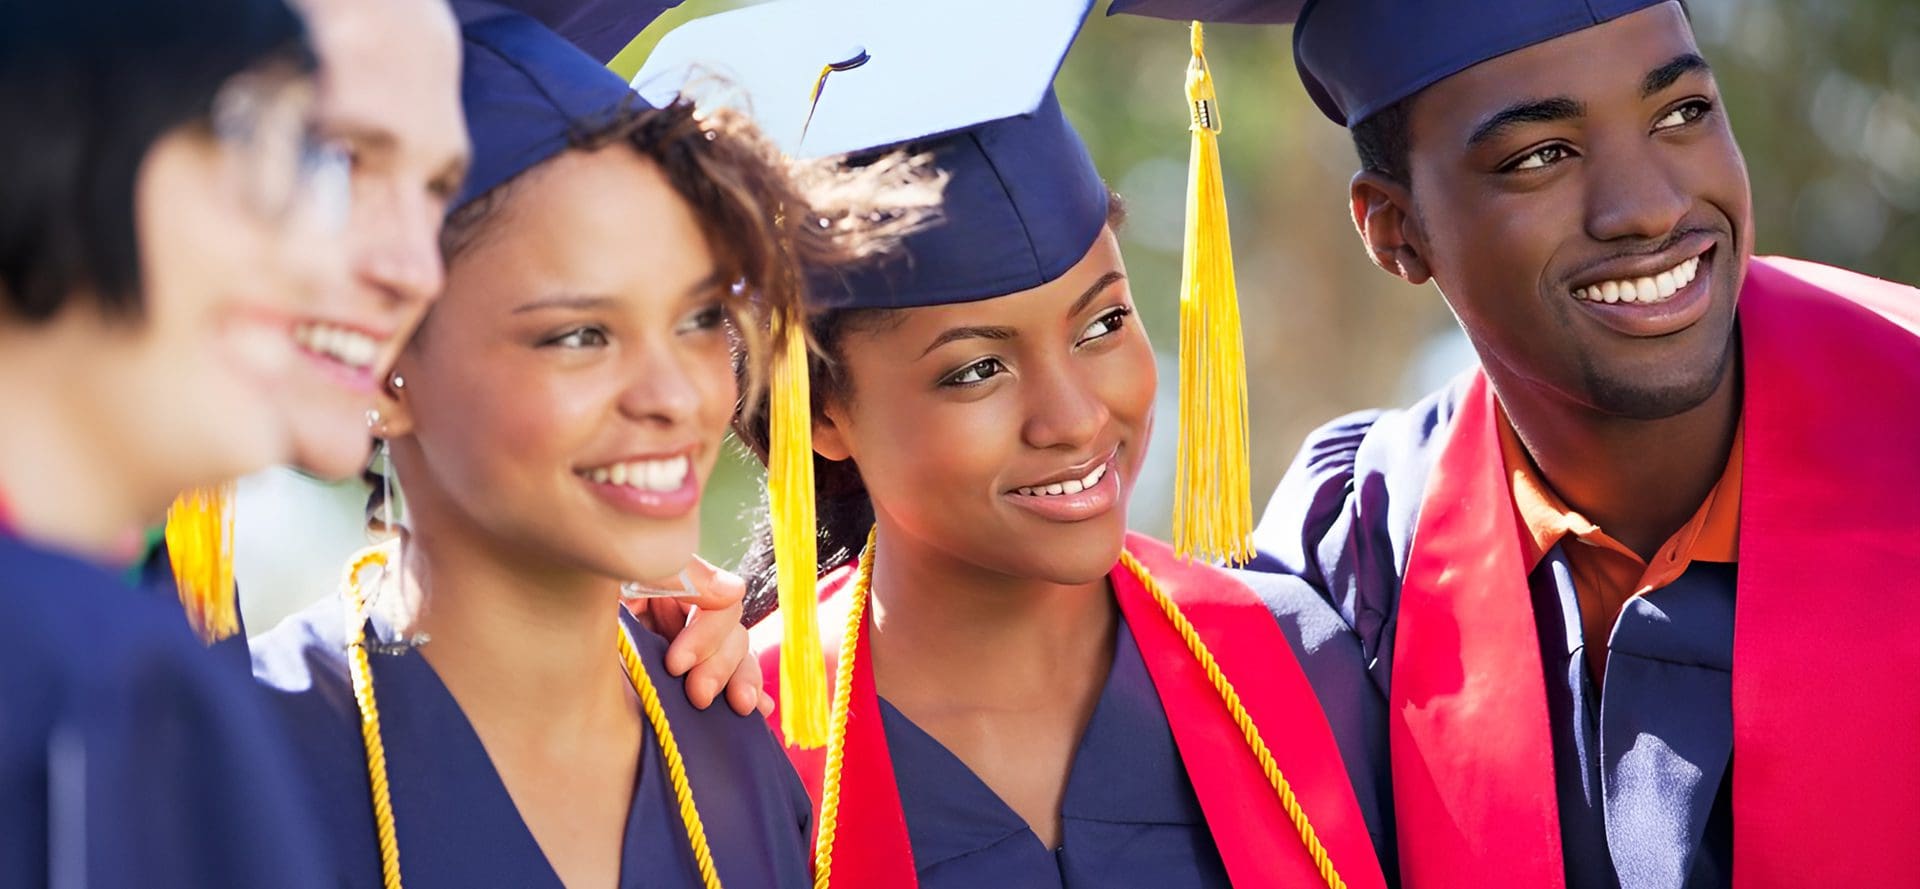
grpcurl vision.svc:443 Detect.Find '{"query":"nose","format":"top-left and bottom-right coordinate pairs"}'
top-left (1021, 357), bottom-right (1108, 453)
top-left (618, 337), bottom-right (708, 430)
top-left (354, 181), bottom-right (446, 306)
top-left (1583, 139), bottom-right (1690, 245)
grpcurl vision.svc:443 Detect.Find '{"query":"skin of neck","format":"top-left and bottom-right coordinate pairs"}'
top-left (1490, 341), bottom-right (1743, 560)
top-left (0, 329), bottom-right (161, 560)
top-left (398, 498), bottom-right (638, 739)
top-left (864, 508), bottom-right (1119, 710)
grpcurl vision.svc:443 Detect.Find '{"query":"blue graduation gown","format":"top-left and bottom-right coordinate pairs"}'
top-left (1250, 382), bottom-right (1734, 888)
top-left (877, 621), bottom-right (1232, 889)
top-left (0, 533), bottom-right (328, 889)
top-left (251, 595), bottom-right (814, 889)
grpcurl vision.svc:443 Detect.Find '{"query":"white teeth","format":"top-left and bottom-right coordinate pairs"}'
top-left (1573, 254), bottom-right (1705, 306)
top-left (581, 455), bottom-right (691, 493)
top-left (293, 321), bottom-right (382, 371)
top-left (1015, 462), bottom-right (1110, 498)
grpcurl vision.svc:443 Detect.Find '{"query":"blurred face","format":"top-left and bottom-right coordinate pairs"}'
top-left (384, 145), bottom-right (736, 585)
top-left (111, 70), bottom-right (350, 503)
top-left (816, 230), bottom-right (1155, 585)
top-left (1392, 1), bottom-right (1752, 419)
top-left (279, 0), bottom-right (469, 479)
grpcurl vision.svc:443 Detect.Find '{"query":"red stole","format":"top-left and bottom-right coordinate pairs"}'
top-left (1389, 256), bottom-right (1920, 888)
top-left (760, 532), bottom-right (1389, 889)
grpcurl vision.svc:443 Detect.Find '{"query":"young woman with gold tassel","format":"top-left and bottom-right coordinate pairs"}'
top-left (641, 1), bottom-right (1397, 887)
top-left (247, 3), bottom-right (937, 887)
top-left (0, 0), bottom-right (353, 884)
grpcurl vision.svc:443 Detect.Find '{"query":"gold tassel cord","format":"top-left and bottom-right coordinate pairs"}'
top-left (1173, 22), bottom-right (1255, 566)
top-left (770, 315), bottom-right (828, 749)
top-left (811, 532), bottom-right (1344, 889)
top-left (164, 483), bottom-right (240, 644)
top-left (343, 545), bottom-right (723, 889)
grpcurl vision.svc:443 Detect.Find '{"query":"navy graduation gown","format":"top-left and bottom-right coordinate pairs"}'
top-left (251, 595), bottom-right (813, 889)
top-left (0, 533), bottom-right (328, 889)
top-left (877, 621), bottom-right (1232, 888)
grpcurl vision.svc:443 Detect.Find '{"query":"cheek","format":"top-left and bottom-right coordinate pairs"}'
top-left (690, 341), bottom-right (739, 441)
top-left (850, 387), bottom-right (1011, 517)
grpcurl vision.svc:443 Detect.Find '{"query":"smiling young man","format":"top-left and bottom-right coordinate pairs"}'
top-left (1110, 1), bottom-right (1920, 886)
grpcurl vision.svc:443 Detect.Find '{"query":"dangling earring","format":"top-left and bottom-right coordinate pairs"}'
top-left (365, 408), bottom-right (383, 431)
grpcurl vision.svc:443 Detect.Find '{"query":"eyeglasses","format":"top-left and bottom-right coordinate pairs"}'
top-left (209, 68), bottom-right (352, 234)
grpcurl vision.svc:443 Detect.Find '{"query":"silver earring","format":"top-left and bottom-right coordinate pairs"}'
top-left (366, 408), bottom-right (382, 430)
top-left (390, 374), bottom-right (405, 390)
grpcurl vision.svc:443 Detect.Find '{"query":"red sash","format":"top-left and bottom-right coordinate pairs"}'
top-left (1389, 257), bottom-right (1920, 888)
top-left (760, 532), bottom-right (1389, 889)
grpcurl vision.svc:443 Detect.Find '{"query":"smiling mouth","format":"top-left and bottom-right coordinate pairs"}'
top-left (576, 454), bottom-right (692, 493)
top-left (292, 320), bottom-right (385, 375)
top-left (1571, 250), bottom-right (1706, 307)
top-left (1013, 462), bottom-right (1109, 498)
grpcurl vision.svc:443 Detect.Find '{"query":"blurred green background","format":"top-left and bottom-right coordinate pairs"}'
top-left (234, 0), bottom-right (1920, 631)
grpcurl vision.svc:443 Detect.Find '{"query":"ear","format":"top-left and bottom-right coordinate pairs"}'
top-left (373, 367), bottom-right (416, 439)
top-left (1349, 171), bottom-right (1433, 286)
top-left (810, 400), bottom-right (853, 462)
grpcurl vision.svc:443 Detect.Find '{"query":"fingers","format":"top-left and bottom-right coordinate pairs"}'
top-left (678, 619), bottom-right (750, 711)
top-left (671, 555), bottom-right (747, 612)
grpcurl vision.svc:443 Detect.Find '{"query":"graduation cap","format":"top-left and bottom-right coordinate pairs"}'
top-left (637, 0), bottom-right (1259, 580)
top-left (635, 0), bottom-right (1106, 750)
top-left (450, 0), bottom-right (663, 209)
top-left (1108, 0), bottom-right (1667, 127)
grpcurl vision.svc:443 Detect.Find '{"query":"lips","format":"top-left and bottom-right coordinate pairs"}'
top-left (292, 319), bottom-right (391, 392)
top-left (1003, 454), bottom-right (1121, 523)
top-left (576, 451), bottom-right (702, 519)
top-left (1565, 243), bottom-right (1720, 339)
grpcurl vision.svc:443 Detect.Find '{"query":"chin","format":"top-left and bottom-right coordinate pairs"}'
top-left (292, 432), bottom-right (376, 483)
top-left (1018, 527), bottom-right (1127, 586)
top-left (1584, 354), bottom-right (1731, 420)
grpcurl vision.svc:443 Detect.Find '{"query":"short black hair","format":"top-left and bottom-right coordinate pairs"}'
top-left (0, 0), bottom-right (313, 323)
top-left (1351, 94), bottom-right (1415, 183)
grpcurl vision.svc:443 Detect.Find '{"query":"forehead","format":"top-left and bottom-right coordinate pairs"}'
top-left (302, 0), bottom-right (466, 155)
top-left (449, 146), bottom-right (708, 298)
top-left (1408, 2), bottom-right (1703, 143)
top-left (855, 232), bottom-right (1127, 340)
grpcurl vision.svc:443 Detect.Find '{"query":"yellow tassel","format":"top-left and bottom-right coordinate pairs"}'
top-left (769, 311), bottom-right (828, 749)
top-left (164, 483), bottom-right (240, 644)
top-left (1174, 22), bottom-right (1254, 566)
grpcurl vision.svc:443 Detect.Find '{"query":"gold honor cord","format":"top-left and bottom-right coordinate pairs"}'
top-left (810, 529), bottom-right (1346, 889)
top-left (341, 549), bottom-right (723, 889)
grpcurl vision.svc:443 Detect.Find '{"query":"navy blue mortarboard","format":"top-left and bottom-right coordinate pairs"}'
top-left (1109, 0), bottom-right (1666, 126)
top-left (495, 0), bottom-right (673, 64)
top-left (633, 0), bottom-right (1104, 311)
top-left (452, 0), bottom-right (673, 208)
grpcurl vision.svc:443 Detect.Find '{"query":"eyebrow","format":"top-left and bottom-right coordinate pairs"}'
top-left (319, 118), bottom-right (397, 152)
top-left (1069, 271), bottom-right (1127, 319)
top-left (1643, 53), bottom-right (1711, 98)
top-left (916, 270), bottom-right (1129, 358)
top-left (512, 294), bottom-right (618, 314)
top-left (510, 274), bottom-right (728, 316)
top-left (1466, 97), bottom-right (1587, 147)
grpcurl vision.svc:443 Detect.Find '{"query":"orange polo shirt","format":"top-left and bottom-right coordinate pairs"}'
top-left (1497, 408), bottom-right (1742, 683)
